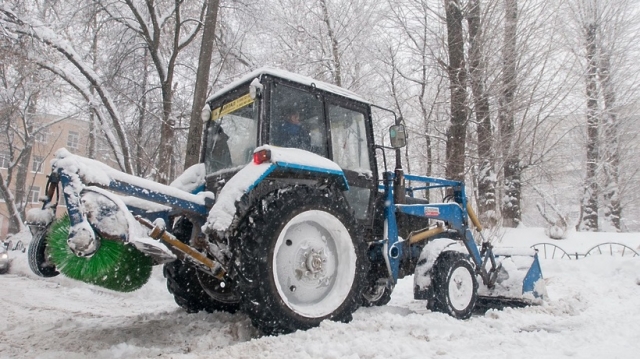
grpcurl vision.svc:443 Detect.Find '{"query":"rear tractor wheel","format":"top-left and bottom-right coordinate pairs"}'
top-left (163, 218), bottom-right (240, 313)
top-left (235, 185), bottom-right (368, 335)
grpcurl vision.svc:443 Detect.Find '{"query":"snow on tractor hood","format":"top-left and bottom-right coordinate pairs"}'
top-left (203, 145), bottom-right (346, 234)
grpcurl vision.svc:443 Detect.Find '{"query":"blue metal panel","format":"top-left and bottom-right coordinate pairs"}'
top-left (108, 180), bottom-right (209, 216)
top-left (381, 172), bottom-right (402, 282)
top-left (59, 172), bottom-right (85, 228)
top-left (463, 229), bottom-right (483, 266)
top-left (404, 174), bottom-right (463, 188)
top-left (127, 206), bottom-right (170, 224)
top-left (384, 177), bottom-right (402, 283)
top-left (191, 183), bottom-right (206, 194)
top-left (522, 253), bottom-right (545, 298)
top-left (396, 203), bottom-right (466, 231)
top-left (246, 164), bottom-right (277, 192)
top-left (273, 161), bottom-right (350, 191)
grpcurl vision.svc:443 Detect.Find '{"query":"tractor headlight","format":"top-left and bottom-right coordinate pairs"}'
top-left (1, 253), bottom-right (8, 260)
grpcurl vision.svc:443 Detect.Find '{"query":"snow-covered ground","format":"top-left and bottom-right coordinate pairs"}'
top-left (1, 228), bottom-right (639, 359)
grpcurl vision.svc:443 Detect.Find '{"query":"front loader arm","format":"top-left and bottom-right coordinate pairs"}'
top-left (382, 172), bottom-right (499, 287)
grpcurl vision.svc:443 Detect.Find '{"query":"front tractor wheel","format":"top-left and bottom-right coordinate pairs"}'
top-left (163, 217), bottom-right (239, 314)
top-left (235, 185), bottom-right (368, 335)
top-left (431, 251), bottom-right (478, 319)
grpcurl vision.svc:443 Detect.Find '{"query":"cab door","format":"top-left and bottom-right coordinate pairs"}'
top-left (325, 99), bottom-right (377, 224)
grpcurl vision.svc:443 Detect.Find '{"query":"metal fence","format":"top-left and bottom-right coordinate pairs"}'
top-left (531, 242), bottom-right (639, 259)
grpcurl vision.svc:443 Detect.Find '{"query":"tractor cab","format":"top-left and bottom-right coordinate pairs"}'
top-left (202, 68), bottom-right (378, 222)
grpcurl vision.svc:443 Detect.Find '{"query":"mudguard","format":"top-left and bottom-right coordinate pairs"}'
top-left (204, 145), bottom-right (349, 234)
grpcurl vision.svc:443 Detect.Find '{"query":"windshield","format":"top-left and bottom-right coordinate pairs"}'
top-left (269, 84), bottom-right (328, 157)
top-left (205, 93), bottom-right (258, 174)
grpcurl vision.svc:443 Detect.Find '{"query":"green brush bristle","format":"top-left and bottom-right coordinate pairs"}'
top-left (47, 215), bottom-right (153, 292)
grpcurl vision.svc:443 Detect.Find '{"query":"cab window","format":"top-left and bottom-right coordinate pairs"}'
top-left (205, 94), bottom-right (258, 174)
top-left (269, 84), bottom-right (328, 157)
top-left (328, 105), bottom-right (371, 173)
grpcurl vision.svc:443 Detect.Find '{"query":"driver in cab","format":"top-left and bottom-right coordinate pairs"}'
top-left (272, 108), bottom-right (311, 151)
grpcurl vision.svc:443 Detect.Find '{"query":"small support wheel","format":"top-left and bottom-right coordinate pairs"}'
top-left (361, 278), bottom-right (392, 307)
top-left (28, 226), bottom-right (59, 278)
top-left (430, 251), bottom-right (477, 319)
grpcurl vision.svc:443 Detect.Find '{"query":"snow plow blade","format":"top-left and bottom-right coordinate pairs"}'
top-left (478, 248), bottom-right (547, 305)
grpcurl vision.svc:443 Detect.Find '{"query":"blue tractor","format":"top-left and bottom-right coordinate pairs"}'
top-left (27, 68), bottom-right (545, 335)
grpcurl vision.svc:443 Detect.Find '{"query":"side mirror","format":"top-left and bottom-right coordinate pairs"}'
top-left (389, 124), bottom-right (407, 148)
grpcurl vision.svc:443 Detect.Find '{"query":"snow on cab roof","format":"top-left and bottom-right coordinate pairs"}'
top-left (205, 67), bottom-right (370, 105)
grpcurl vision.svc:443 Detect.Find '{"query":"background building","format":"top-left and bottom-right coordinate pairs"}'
top-left (0, 116), bottom-right (90, 239)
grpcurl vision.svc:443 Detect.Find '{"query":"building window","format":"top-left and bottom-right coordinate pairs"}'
top-left (35, 130), bottom-right (48, 143)
top-left (67, 131), bottom-right (79, 150)
top-left (30, 186), bottom-right (40, 203)
top-left (0, 152), bottom-right (9, 169)
top-left (32, 156), bottom-right (44, 172)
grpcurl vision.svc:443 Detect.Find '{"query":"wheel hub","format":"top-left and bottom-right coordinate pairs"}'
top-left (295, 248), bottom-right (332, 284)
top-left (449, 266), bottom-right (474, 311)
top-left (296, 247), bottom-right (328, 280)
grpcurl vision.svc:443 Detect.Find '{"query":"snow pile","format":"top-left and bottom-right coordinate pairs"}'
top-left (204, 161), bottom-right (273, 233)
top-left (170, 163), bottom-right (206, 194)
top-left (414, 238), bottom-right (459, 291)
top-left (1, 227), bottom-right (640, 358)
top-left (206, 67), bottom-right (370, 105)
top-left (52, 148), bottom-right (210, 207)
top-left (25, 207), bottom-right (55, 225)
top-left (267, 145), bottom-right (343, 172)
top-left (2, 249), bottom-right (640, 358)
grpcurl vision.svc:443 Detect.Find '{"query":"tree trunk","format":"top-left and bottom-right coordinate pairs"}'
top-left (467, 0), bottom-right (497, 227)
top-left (13, 95), bottom-right (37, 230)
top-left (499, 0), bottom-right (521, 228)
top-left (320, 0), bottom-right (342, 86)
top-left (13, 142), bottom-right (30, 216)
top-left (155, 1), bottom-right (182, 184)
top-left (136, 51), bottom-right (149, 176)
top-left (444, 0), bottom-right (468, 182)
top-left (0, 174), bottom-right (25, 234)
top-left (157, 81), bottom-right (175, 184)
top-left (578, 23), bottom-right (599, 232)
top-left (88, 13), bottom-right (98, 159)
top-left (599, 52), bottom-right (621, 231)
top-left (185, 0), bottom-right (220, 169)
